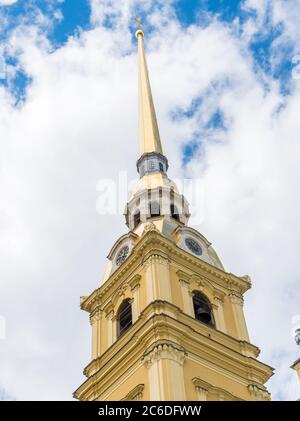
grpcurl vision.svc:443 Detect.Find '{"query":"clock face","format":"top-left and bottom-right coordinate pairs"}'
top-left (185, 237), bottom-right (202, 256)
top-left (116, 245), bottom-right (130, 266)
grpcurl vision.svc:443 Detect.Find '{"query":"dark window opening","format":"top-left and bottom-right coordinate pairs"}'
top-left (193, 293), bottom-right (214, 327)
top-left (117, 300), bottom-right (132, 337)
top-left (133, 211), bottom-right (141, 228)
top-left (150, 201), bottom-right (160, 217)
top-left (171, 204), bottom-right (180, 221)
top-left (159, 162), bottom-right (164, 172)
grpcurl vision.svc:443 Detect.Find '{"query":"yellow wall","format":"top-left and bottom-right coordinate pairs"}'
top-left (75, 230), bottom-right (272, 401)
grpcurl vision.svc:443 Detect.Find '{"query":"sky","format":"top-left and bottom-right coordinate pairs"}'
top-left (0, 0), bottom-right (300, 401)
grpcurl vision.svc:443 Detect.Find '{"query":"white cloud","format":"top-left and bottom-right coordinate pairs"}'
top-left (0, 0), bottom-right (300, 400)
top-left (0, 0), bottom-right (17, 5)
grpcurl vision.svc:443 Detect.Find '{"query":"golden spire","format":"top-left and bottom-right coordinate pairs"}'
top-left (135, 23), bottom-right (163, 156)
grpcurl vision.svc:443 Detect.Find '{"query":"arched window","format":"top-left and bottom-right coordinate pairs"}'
top-left (133, 211), bottom-right (141, 228)
top-left (159, 162), bottom-right (164, 172)
top-left (193, 292), bottom-right (214, 327)
top-left (170, 204), bottom-right (179, 221)
top-left (150, 201), bottom-right (160, 217)
top-left (117, 299), bottom-right (132, 337)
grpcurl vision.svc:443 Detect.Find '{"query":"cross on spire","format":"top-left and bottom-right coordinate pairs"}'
top-left (134, 16), bottom-right (143, 30)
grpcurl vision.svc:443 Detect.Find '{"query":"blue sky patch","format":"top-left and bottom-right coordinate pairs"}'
top-left (10, 69), bottom-right (32, 106)
top-left (171, 96), bottom-right (203, 121)
top-left (174, 0), bottom-right (247, 26)
top-left (0, 55), bottom-right (32, 105)
top-left (0, 0), bottom-right (91, 103)
top-left (182, 139), bottom-right (201, 166)
top-left (206, 109), bottom-right (225, 130)
top-left (0, 1), bottom-right (91, 47)
top-left (0, 1), bottom-right (297, 125)
top-left (50, 0), bottom-right (91, 47)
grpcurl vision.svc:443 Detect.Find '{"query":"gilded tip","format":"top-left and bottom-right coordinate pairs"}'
top-left (135, 29), bottom-right (144, 38)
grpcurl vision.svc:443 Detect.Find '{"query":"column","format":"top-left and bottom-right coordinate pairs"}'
top-left (213, 296), bottom-right (227, 333)
top-left (130, 277), bottom-right (141, 323)
top-left (179, 279), bottom-right (194, 317)
top-left (106, 310), bottom-right (116, 347)
top-left (248, 384), bottom-right (271, 401)
top-left (143, 253), bottom-right (172, 305)
top-left (195, 386), bottom-right (208, 401)
top-left (143, 343), bottom-right (186, 401)
top-left (229, 292), bottom-right (250, 341)
top-left (90, 307), bottom-right (102, 359)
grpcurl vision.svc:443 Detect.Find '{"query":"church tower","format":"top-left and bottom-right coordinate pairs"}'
top-left (74, 28), bottom-right (273, 401)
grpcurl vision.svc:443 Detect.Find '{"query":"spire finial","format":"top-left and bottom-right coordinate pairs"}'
top-left (135, 16), bottom-right (144, 38)
top-left (135, 19), bottom-right (163, 156)
top-left (135, 16), bottom-right (142, 29)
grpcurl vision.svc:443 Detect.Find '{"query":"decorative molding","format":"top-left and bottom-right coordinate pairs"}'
top-left (214, 296), bottom-right (225, 307)
top-left (194, 386), bottom-right (208, 401)
top-left (105, 309), bottom-right (114, 320)
top-left (178, 279), bottom-right (190, 289)
top-left (229, 292), bottom-right (244, 306)
top-left (176, 269), bottom-right (191, 283)
top-left (142, 253), bottom-right (170, 269)
top-left (248, 384), bottom-right (271, 401)
top-left (121, 384), bottom-right (145, 401)
top-left (81, 231), bottom-right (251, 314)
top-left (129, 274), bottom-right (141, 292)
top-left (240, 275), bottom-right (252, 284)
top-left (75, 299), bottom-right (272, 400)
top-left (111, 283), bottom-right (130, 307)
top-left (107, 231), bottom-right (139, 261)
top-left (142, 222), bottom-right (159, 234)
top-left (90, 307), bottom-right (102, 325)
top-left (193, 377), bottom-right (242, 401)
top-left (142, 342), bottom-right (186, 368)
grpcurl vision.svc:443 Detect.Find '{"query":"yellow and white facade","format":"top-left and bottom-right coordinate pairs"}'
top-left (74, 29), bottom-right (273, 401)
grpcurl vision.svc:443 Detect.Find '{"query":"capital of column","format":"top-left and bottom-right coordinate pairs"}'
top-left (248, 384), bottom-right (271, 401)
top-left (142, 342), bottom-right (186, 369)
top-left (195, 386), bottom-right (208, 396)
top-left (179, 279), bottom-right (190, 289)
top-left (192, 378), bottom-right (210, 400)
top-left (122, 384), bottom-right (145, 401)
top-left (90, 307), bottom-right (102, 325)
top-left (105, 309), bottom-right (115, 320)
top-left (130, 274), bottom-right (141, 292)
top-left (142, 221), bottom-right (160, 234)
top-left (214, 295), bottom-right (225, 307)
top-left (229, 292), bottom-right (244, 306)
top-left (142, 253), bottom-right (170, 269)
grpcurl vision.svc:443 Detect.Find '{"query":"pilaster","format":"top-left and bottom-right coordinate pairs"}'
top-left (229, 292), bottom-right (250, 341)
top-left (178, 279), bottom-right (194, 317)
top-left (142, 342), bottom-right (186, 401)
top-left (90, 307), bottom-right (102, 359)
top-left (105, 307), bottom-right (116, 347)
top-left (143, 253), bottom-right (172, 305)
top-left (213, 294), bottom-right (227, 334)
top-left (130, 275), bottom-right (141, 323)
top-left (248, 384), bottom-right (271, 401)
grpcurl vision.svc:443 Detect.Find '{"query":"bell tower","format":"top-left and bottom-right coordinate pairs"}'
top-left (74, 28), bottom-right (273, 401)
